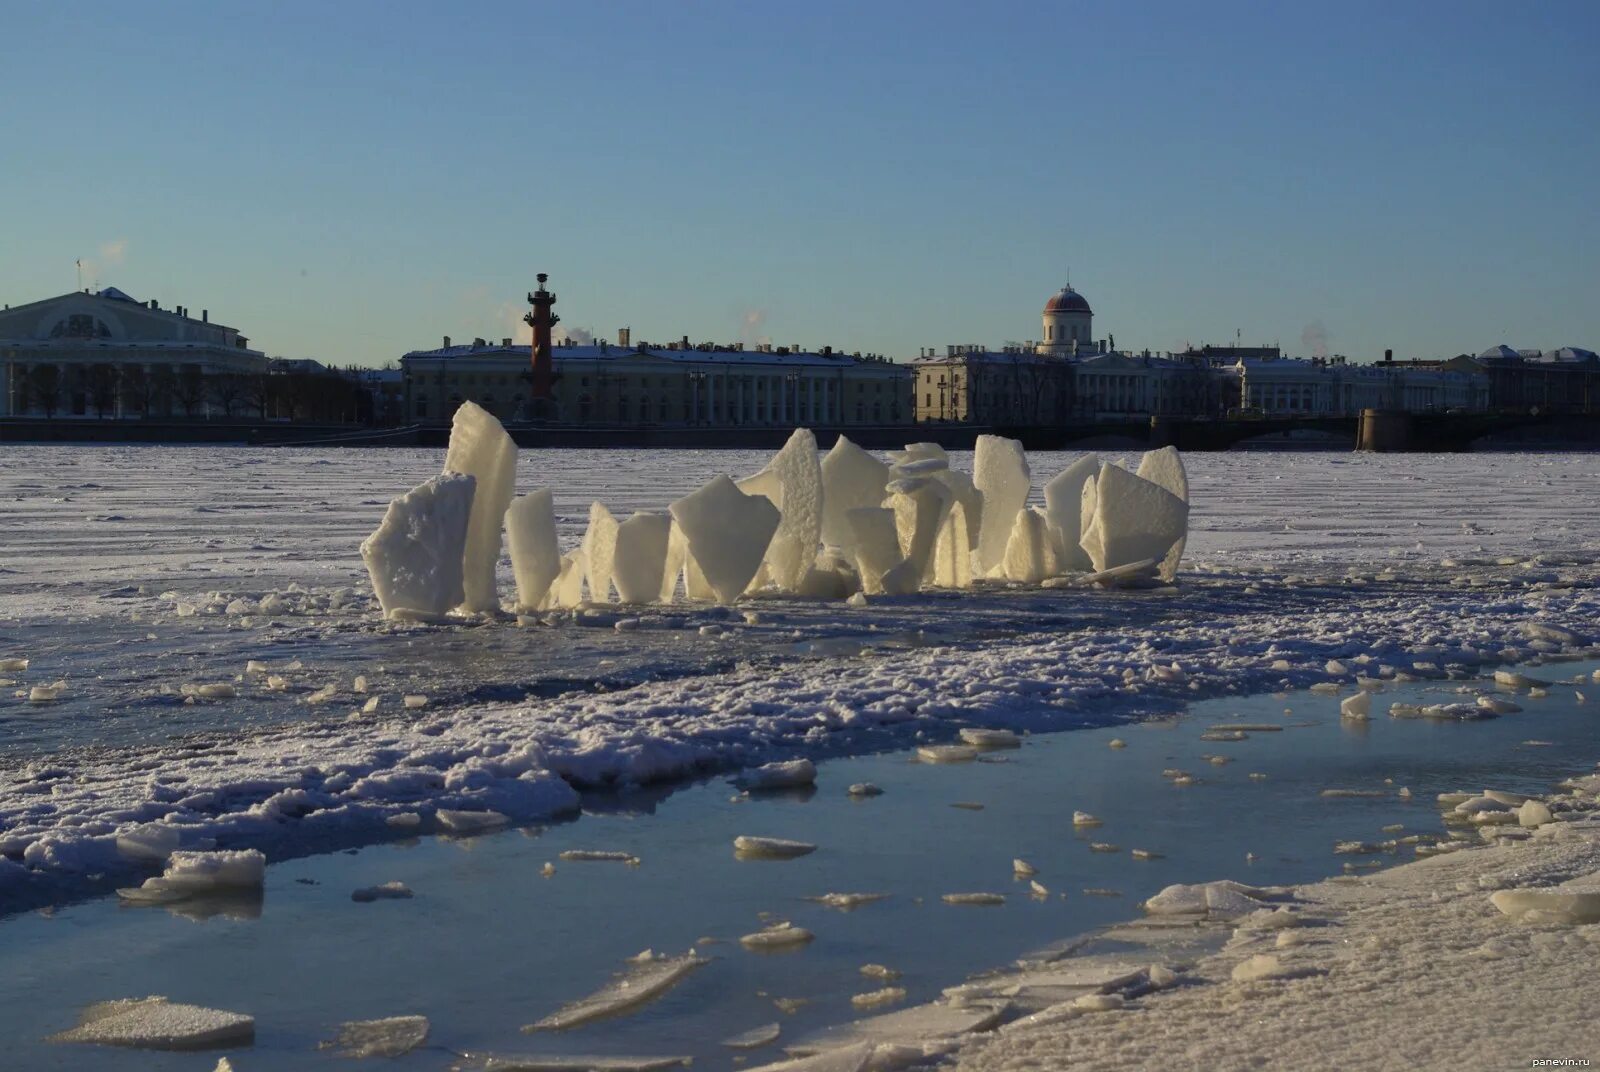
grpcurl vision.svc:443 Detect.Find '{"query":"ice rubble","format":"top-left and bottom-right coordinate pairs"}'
top-left (358, 410), bottom-right (1193, 618)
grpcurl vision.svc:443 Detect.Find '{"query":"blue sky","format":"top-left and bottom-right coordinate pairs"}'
top-left (3, 1), bottom-right (1596, 366)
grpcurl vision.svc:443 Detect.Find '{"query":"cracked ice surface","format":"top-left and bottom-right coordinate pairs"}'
top-left (3, 446), bottom-right (1600, 909)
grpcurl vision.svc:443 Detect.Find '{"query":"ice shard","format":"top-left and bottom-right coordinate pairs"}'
top-left (361, 472), bottom-right (475, 620)
top-left (443, 401), bottom-right (518, 614)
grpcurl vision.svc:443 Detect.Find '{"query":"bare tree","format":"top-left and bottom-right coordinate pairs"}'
top-left (120, 365), bottom-right (153, 417)
top-left (242, 373), bottom-right (273, 418)
top-left (210, 373), bottom-right (245, 418)
top-left (174, 366), bottom-right (208, 417)
top-left (150, 366), bottom-right (178, 417)
top-left (27, 364), bottom-right (62, 417)
top-left (87, 363), bottom-right (120, 418)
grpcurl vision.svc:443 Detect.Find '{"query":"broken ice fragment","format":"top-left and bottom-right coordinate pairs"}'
top-left (1072, 811), bottom-right (1102, 827)
top-left (722, 1022), bottom-right (782, 1050)
top-left (820, 436), bottom-right (890, 553)
top-left (749, 429), bottom-right (825, 592)
top-left (804, 892), bottom-right (889, 911)
top-left (558, 850), bottom-right (640, 865)
top-left (1339, 692), bottom-right (1371, 720)
top-left (1079, 463), bottom-right (1188, 578)
top-left (47, 996), bottom-right (255, 1050)
top-left (612, 511), bottom-right (673, 604)
top-left (320, 1015), bottom-right (428, 1058)
top-left (734, 836), bottom-right (817, 860)
top-left (846, 783), bottom-right (884, 797)
top-left (1012, 859), bottom-right (1037, 877)
top-left (850, 987), bottom-right (907, 1010)
top-left (973, 434), bottom-right (1030, 575)
top-left (479, 1055), bottom-right (691, 1071)
top-left (669, 476), bottom-right (781, 603)
top-left (917, 745), bottom-right (978, 763)
top-left (0, 657), bottom-right (28, 671)
top-left (506, 490), bottom-right (562, 613)
top-left (580, 503), bottom-right (620, 603)
top-left (523, 950), bottom-right (709, 1032)
top-left (959, 727), bottom-right (1020, 749)
top-left (361, 472), bottom-right (475, 620)
top-left (403, 694), bottom-right (428, 709)
top-left (1489, 888), bottom-right (1600, 925)
top-left (737, 759), bottom-right (818, 791)
top-left (442, 402), bottom-right (517, 613)
top-left (941, 892), bottom-right (1005, 906)
top-left (1042, 454), bottom-right (1099, 572)
top-left (436, 809), bottom-right (509, 834)
top-left (740, 922), bottom-right (815, 950)
top-left (1135, 446), bottom-right (1189, 581)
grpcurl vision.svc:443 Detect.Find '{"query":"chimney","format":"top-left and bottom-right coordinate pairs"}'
top-left (682, 335), bottom-right (691, 349)
top-left (202, 310), bottom-right (208, 323)
top-left (443, 336), bottom-right (452, 348)
top-left (1384, 349), bottom-right (1393, 363)
top-left (619, 327), bottom-right (631, 347)
top-left (149, 300), bottom-right (158, 310)
top-left (502, 338), bottom-right (511, 347)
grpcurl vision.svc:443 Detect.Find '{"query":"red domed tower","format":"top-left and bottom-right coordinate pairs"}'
top-left (1039, 284), bottom-right (1093, 355)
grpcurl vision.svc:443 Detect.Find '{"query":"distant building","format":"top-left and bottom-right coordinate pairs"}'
top-left (0, 287), bottom-right (266, 418)
top-left (401, 336), bottom-right (912, 426)
top-left (1400, 348), bottom-right (1600, 414)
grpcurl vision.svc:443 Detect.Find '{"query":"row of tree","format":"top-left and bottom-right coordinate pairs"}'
top-left (15, 364), bottom-right (376, 423)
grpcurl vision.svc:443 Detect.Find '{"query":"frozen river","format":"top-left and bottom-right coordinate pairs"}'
top-left (2, 445), bottom-right (1599, 906)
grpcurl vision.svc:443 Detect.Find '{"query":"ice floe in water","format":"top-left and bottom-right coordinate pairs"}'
top-left (734, 836), bottom-right (818, 860)
top-left (522, 950), bottom-right (709, 1032)
top-left (48, 996), bottom-right (254, 1050)
top-left (320, 1015), bottom-right (429, 1057)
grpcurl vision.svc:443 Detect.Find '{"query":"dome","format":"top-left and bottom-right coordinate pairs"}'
top-left (1044, 286), bottom-right (1091, 315)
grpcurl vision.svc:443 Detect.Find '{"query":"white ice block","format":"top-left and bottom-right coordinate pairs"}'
top-left (1080, 463), bottom-right (1189, 576)
top-left (660, 522), bottom-right (688, 603)
top-left (547, 551), bottom-right (587, 609)
top-left (933, 468), bottom-right (983, 546)
top-left (932, 500), bottom-right (972, 588)
top-left (360, 473), bottom-right (476, 620)
top-left (506, 489), bottom-right (561, 613)
top-left (748, 429), bottom-right (824, 592)
top-left (612, 511), bottom-right (673, 604)
top-left (1043, 453), bottom-right (1100, 571)
top-left (580, 503), bottom-right (619, 603)
top-left (884, 476), bottom-right (951, 583)
top-left (1136, 446), bottom-right (1190, 581)
top-left (669, 475), bottom-right (781, 604)
top-left (820, 436), bottom-right (890, 552)
top-left (1002, 506), bottom-right (1053, 583)
top-left (847, 507), bottom-right (905, 595)
top-left (973, 435), bottom-right (1030, 575)
top-left (443, 401), bottom-right (517, 613)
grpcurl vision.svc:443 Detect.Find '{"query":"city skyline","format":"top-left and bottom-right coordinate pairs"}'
top-left (3, 1), bottom-right (1597, 367)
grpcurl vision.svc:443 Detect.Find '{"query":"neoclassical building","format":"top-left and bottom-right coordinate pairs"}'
top-left (0, 288), bottom-right (267, 417)
top-left (915, 284), bottom-right (1111, 424)
top-left (401, 336), bottom-right (913, 426)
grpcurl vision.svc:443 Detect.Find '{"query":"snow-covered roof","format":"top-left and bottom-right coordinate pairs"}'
top-left (402, 341), bottom-right (907, 372)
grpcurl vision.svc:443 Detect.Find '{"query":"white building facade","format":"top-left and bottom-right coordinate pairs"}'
top-left (401, 338), bottom-right (912, 427)
top-left (0, 288), bottom-right (266, 418)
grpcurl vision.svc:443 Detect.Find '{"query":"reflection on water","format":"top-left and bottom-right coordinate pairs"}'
top-left (1, 659), bottom-right (1596, 1070)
